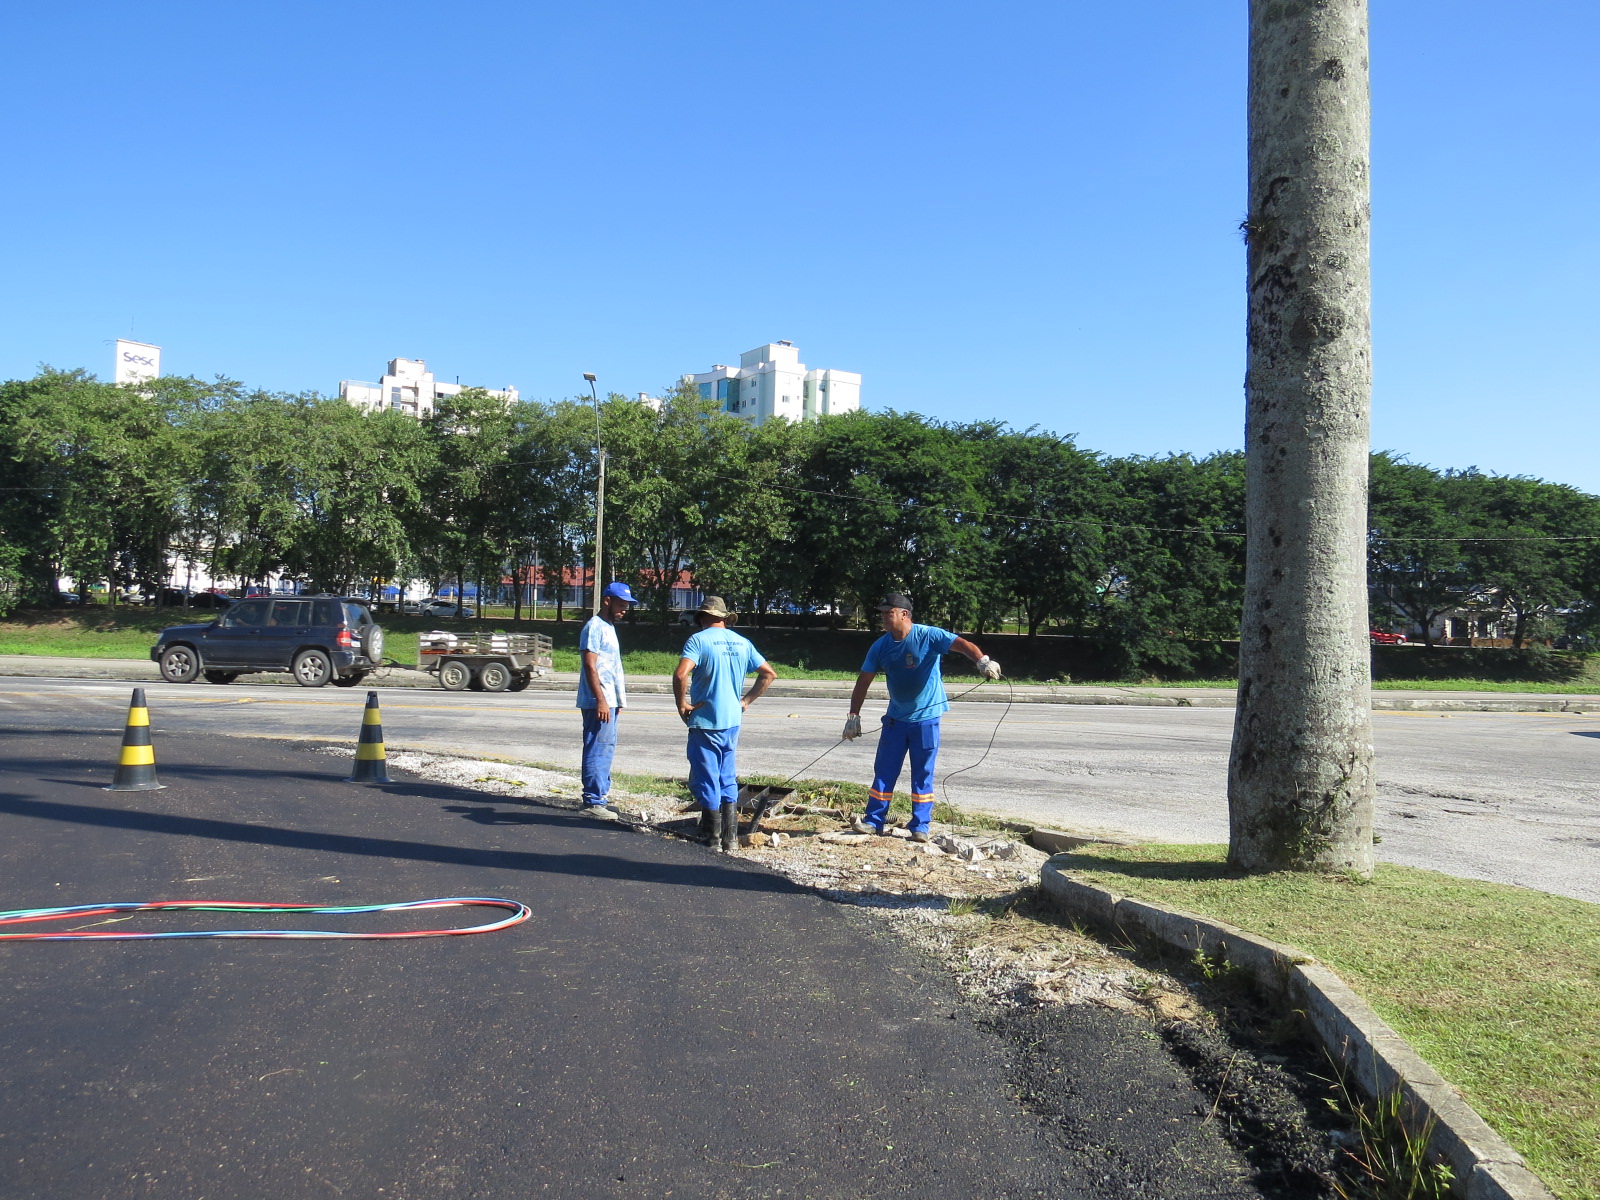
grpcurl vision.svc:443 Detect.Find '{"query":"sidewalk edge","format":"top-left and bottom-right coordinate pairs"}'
top-left (1038, 858), bottom-right (1557, 1200)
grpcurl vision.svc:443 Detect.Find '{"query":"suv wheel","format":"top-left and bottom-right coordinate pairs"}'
top-left (292, 649), bottom-right (333, 687)
top-left (438, 659), bottom-right (472, 691)
top-left (159, 645), bottom-right (202, 684)
top-left (478, 661), bottom-right (512, 692)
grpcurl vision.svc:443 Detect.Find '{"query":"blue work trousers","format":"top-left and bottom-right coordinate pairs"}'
top-left (687, 726), bottom-right (741, 812)
top-left (864, 716), bottom-right (940, 834)
top-left (580, 706), bottom-right (620, 806)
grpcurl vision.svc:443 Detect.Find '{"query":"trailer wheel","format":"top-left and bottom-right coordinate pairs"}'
top-left (478, 661), bottom-right (512, 692)
top-left (438, 659), bottom-right (472, 691)
top-left (507, 672), bottom-right (531, 692)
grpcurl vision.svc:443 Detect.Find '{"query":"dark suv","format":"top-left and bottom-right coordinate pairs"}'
top-left (151, 595), bottom-right (386, 687)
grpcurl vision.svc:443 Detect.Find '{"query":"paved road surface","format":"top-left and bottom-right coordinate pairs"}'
top-left (3, 676), bottom-right (1596, 903)
top-left (0, 727), bottom-right (1266, 1199)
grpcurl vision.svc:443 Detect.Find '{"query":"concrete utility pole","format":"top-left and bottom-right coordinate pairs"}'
top-left (583, 373), bottom-right (606, 615)
top-left (1228, 0), bottom-right (1375, 875)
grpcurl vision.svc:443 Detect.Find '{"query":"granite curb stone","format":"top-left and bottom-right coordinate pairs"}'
top-left (1038, 856), bottom-right (1558, 1200)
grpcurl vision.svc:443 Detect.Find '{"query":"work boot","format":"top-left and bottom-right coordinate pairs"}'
top-left (908, 830), bottom-right (931, 844)
top-left (851, 816), bottom-right (883, 836)
top-left (720, 804), bottom-right (739, 853)
top-left (698, 807), bottom-right (718, 848)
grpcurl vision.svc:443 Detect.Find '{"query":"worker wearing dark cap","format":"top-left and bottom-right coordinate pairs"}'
top-left (843, 593), bottom-right (1000, 841)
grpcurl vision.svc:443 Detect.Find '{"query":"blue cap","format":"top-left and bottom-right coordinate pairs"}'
top-left (603, 581), bottom-right (638, 604)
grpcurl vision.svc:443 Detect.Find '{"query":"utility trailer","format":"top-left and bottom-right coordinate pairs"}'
top-left (419, 631), bottom-right (554, 693)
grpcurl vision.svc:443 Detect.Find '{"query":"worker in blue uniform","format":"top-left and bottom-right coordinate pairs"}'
top-left (673, 596), bottom-right (778, 852)
top-left (843, 593), bottom-right (1001, 842)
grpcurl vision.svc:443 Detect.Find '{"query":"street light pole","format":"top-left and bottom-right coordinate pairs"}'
top-left (583, 373), bottom-right (605, 615)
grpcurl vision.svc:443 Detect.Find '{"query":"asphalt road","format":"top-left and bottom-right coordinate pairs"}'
top-left (0, 726), bottom-right (1266, 1199)
top-left (2, 675), bottom-right (1597, 903)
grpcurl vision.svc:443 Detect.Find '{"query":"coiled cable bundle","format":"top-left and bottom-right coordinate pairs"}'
top-left (0, 896), bottom-right (530, 941)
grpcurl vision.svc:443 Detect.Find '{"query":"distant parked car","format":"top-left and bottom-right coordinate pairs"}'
top-left (57, 592), bottom-right (85, 606)
top-left (1369, 630), bottom-right (1407, 645)
top-left (420, 599), bottom-right (474, 619)
top-left (151, 594), bottom-right (386, 688)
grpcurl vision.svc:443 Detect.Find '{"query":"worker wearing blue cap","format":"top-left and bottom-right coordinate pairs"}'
top-left (844, 593), bottom-right (1001, 841)
top-left (577, 581), bottom-right (639, 819)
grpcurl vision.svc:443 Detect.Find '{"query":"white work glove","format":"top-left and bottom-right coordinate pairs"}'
top-left (976, 655), bottom-right (1002, 681)
top-left (843, 713), bottom-right (863, 741)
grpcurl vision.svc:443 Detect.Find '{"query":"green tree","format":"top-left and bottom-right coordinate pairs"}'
top-left (788, 410), bottom-right (983, 626)
top-left (976, 428), bottom-right (1113, 640)
top-left (600, 382), bottom-right (759, 622)
top-left (1097, 453), bottom-right (1246, 676)
top-left (1366, 455), bottom-right (1484, 647)
top-left (1464, 475), bottom-right (1600, 648)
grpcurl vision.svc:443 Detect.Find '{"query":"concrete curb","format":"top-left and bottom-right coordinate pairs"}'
top-left (1037, 857), bottom-right (1558, 1200)
top-left (2, 657), bottom-right (1597, 712)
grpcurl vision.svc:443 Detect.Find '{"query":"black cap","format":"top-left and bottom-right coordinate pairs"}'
top-left (877, 592), bottom-right (913, 613)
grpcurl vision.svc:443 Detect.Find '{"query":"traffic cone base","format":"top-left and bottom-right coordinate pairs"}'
top-left (347, 690), bottom-right (390, 783)
top-left (107, 687), bottom-right (165, 792)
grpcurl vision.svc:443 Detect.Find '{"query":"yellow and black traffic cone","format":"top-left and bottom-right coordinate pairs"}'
top-left (346, 690), bottom-right (390, 783)
top-left (106, 687), bottom-right (165, 792)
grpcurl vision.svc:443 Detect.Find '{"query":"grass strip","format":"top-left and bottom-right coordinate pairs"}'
top-left (5, 612), bottom-right (1599, 693)
top-left (1054, 843), bottom-right (1600, 1200)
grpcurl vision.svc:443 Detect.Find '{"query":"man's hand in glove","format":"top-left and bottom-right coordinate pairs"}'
top-left (843, 713), bottom-right (863, 740)
top-left (976, 655), bottom-right (1002, 681)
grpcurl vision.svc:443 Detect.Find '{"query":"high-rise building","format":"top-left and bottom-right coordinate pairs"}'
top-left (682, 342), bottom-right (860, 426)
top-left (339, 358), bottom-right (518, 418)
top-left (114, 339), bottom-right (161, 385)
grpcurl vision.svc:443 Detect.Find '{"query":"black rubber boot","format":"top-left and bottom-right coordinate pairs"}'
top-left (698, 807), bottom-right (718, 848)
top-left (720, 804), bottom-right (739, 853)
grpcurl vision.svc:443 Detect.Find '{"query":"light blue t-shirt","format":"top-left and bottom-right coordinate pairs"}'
top-left (862, 624), bottom-right (959, 723)
top-left (576, 616), bottom-right (626, 709)
top-left (682, 627), bottom-right (767, 730)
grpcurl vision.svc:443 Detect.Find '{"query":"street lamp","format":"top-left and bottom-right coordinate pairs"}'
top-left (583, 373), bottom-right (605, 615)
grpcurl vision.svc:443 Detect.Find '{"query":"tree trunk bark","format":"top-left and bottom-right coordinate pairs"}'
top-left (1228, 0), bottom-right (1375, 876)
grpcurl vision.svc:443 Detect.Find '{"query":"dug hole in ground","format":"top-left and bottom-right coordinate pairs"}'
top-left (325, 744), bottom-right (1375, 1198)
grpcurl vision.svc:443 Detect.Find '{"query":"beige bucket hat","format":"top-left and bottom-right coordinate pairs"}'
top-left (695, 595), bottom-right (736, 620)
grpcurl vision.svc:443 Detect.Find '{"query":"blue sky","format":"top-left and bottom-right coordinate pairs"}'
top-left (3, 3), bottom-right (1595, 490)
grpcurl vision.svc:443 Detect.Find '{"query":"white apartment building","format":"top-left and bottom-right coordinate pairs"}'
top-left (340, 358), bottom-right (519, 419)
top-left (683, 342), bottom-right (860, 426)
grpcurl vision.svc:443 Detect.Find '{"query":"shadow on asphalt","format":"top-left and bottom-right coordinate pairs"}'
top-left (0, 787), bottom-right (803, 895)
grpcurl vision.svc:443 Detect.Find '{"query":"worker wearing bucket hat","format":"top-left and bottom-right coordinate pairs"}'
top-left (843, 593), bottom-right (1000, 841)
top-left (577, 580), bottom-right (639, 819)
top-left (673, 595), bottom-right (777, 852)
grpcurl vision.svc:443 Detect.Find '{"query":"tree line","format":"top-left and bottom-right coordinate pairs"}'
top-left (2, 369), bottom-right (1597, 670)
